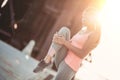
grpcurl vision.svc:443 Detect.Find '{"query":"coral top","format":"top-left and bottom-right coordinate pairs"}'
top-left (65, 32), bottom-right (89, 72)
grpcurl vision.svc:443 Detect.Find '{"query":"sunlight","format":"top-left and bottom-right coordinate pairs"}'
top-left (104, 0), bottom-right (120, 21)
top-left (99, 0), bottom-right (120, 34)
top-left (92, 0), bottom-right (120, 79)
top-left (76, 0), bottom-right (120, 80)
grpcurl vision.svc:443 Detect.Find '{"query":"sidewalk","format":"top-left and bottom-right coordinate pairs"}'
top-left (0, 40), bottom-right (56, 80)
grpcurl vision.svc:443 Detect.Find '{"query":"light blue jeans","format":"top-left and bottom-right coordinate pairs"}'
top-left (51, 27), bottom-right (76, 80)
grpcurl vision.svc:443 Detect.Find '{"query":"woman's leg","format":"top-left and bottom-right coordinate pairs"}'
top-left (53, 27), bottom-right (71, 68)
top-left (45, 27), bottom-right (71, 67)
top-left (49, 27), bottom-right (75, 80)
top-left (33, 27), bottom-right (71, 72)
top-left (53, 61), bottom-right (76, 80)
top-left (54, 46), bottom-right (68, 68)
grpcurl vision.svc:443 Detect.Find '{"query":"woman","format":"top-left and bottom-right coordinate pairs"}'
top-left (33, 7), bottom-right (101, 80)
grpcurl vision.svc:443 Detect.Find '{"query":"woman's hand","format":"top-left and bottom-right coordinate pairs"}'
top-left (52, 33), bottom-right (66, 45)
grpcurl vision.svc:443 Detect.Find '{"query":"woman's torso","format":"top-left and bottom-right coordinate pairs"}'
top-left (65, 30), bottom-right (91, 72)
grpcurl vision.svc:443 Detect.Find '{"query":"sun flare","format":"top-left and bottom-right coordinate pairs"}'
top-left (76, 0), bottom-right (120, 80)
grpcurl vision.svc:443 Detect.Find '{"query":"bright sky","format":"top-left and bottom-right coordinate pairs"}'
top-left (76, 0), bottom-right (120, 80)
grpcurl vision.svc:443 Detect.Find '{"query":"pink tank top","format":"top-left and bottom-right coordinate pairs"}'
top-left (65, 32), bottom-right (89, 71)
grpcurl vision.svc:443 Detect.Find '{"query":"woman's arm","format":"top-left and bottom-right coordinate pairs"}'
top-left (63, 40), bottom-right (85, 59)
top-left (53, 32), bottom-right (99, 59)
top-left (52, 33), bottom-right (86, 59)
top-left (64, 34), bottom-right (98, 59)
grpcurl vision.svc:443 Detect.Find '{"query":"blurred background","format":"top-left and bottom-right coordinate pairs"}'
top-left (1, 0), bottom-right (120, 80)
top-left (0, 0), bottom-right (104, 60)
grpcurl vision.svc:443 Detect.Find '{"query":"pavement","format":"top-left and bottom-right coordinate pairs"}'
top-left (0, 40), bottom-right (56, 80)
